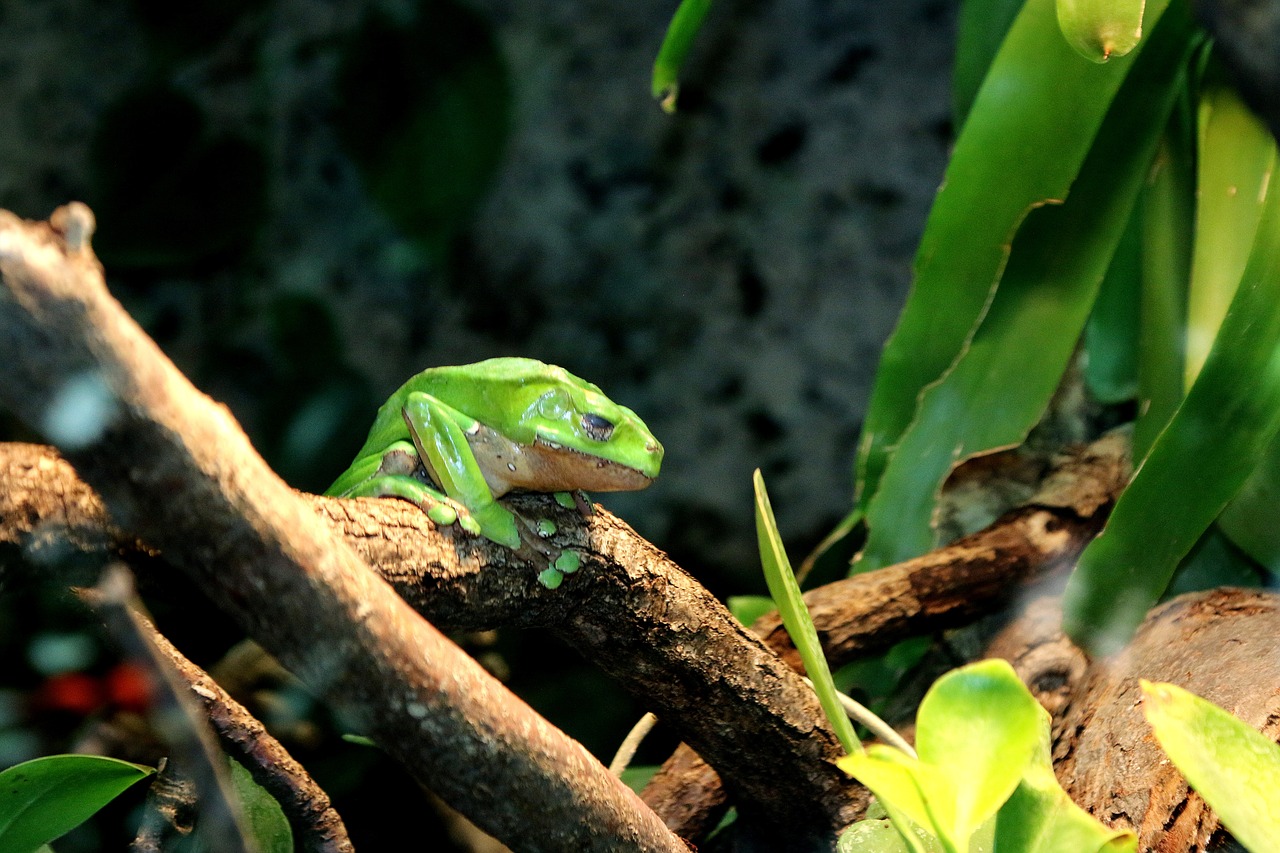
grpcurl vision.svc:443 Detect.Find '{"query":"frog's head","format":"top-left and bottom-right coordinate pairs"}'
top-left (525, 375), bottom-right (664, 491)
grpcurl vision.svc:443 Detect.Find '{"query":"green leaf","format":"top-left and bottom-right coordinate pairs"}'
top-left (651, 0), bottom-right (714, 112)
top-left (840, 748), bottom-right (955, 849)
top-left (1084, 212), bottom-right (1142, 404)
top-left (914, 660), bottom-right (1039, 844)
top-left (335, 1), bottom-right (511, 253)
top-left (953, 0), bottom-right (1026, 127)
top-left (857, 3), bottom-right (1197, 570)
top-left (994, 724), bottom-right (1137, 852)
top-left (1056, 0), bottom-right (1146, 62)
top-left (229, 759), bottom-right (293, 853)
top-left (1141, 680), bottom-right (1280, 852)
top-left (855, 0), bottom-right (1170, 523)
top-left (753, 470), bottom-right (861, 755)
top-left (1064, 141), bottom-right (1280, 655)
top-left (1134, 119), bottom-right (1196, 459)
top-left (837, 818), bottom-right (918, 853)
top-left (839, 660), bottom-right (1040, 851)
top-left (1218, 432), bottom-right (1280, 574)
top-left (0, 755), bottom-right (153, 853)
top-left (1185, 80), bottom-right (1278, 386)
top-left (725, 595), bottom-right (776, 626)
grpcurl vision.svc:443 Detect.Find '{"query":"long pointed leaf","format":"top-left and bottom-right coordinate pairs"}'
top-left (651, 0), bottom-right (714, 112)
top-left (1185, 81), bottom-right (1278, 386)
top-left (1064, 151), bottom-right (1280, 654)
top-left (753, 470), bottom-right (861, 754)
top-left (0, 755), bottom-right (153, 853)
top-left (1057, 0), bottom-right (1147, 62)
top-left (858, 4), bottom-right (1197, 569)
top-left (855, 0), bottom-right (1169, 514)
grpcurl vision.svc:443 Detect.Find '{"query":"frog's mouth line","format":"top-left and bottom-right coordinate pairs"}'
top-left (531, 437), bottom-right (658, 488)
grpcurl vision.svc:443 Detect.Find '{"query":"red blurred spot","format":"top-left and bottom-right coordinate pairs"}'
top-left (104, 662), bottom-right (154, 713)
top-left (32, 672), bottom-right (105, 716)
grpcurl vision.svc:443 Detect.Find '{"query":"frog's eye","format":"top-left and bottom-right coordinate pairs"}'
top-left (581, 412), bottom-right (615, 442)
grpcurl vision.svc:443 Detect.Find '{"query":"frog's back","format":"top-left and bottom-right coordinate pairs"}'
top-left (353, 358), bottom-right (579, 456)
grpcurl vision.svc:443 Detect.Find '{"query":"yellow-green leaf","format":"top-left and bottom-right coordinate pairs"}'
top-left (1142, 681), bottom-right (1280, 852)
top-left (1057, 0), bottom-right (1146, 62)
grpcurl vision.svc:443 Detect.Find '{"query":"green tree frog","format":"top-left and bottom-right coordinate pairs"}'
top-left (326, 358), bottom-right (664, 588)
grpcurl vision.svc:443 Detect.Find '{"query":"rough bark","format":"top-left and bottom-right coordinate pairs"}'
top-left (993, 588), bottom-right (1280, 853)
top-left (0, 204), bottom-right (687, 853)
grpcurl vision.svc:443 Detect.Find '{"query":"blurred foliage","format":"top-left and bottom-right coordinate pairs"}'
top-left (335, 0), bottom-right (512, 256)
top-left (88, 85), bottom-right (267, 270)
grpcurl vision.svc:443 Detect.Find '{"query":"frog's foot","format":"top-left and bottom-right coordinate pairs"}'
top-left (345, 474), bottom-right (482, 537)
top-left (504, 511), bottom-right (582, 589)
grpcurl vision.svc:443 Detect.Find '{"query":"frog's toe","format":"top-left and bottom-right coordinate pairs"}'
top-left (426, 503), bottom-right (458, 527)
top-left (536, 567), bottom-right (564, 589)
top-left (553, 550), bottom-right (581, 574)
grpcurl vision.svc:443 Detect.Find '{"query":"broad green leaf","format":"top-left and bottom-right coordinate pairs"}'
top-left (1064, 156), bottom-right (1280, 655)
top-left (840, 748), bottom-right (956, 849)
top-left (229, 759), bottom-right (292, 853)
top-left (994, 723), bottom-right (1137, 852)
top-left (839, 660), bottom-right (1039, 851)
top-left (1218, 433), bottom-right (1280, 574)
top-left (837, 817), bottom-right (918, 853)
top-left (1185, 81), bottom-right (1278, 387)
top-left (334, 2), bottom-right (511, 254)
top-left (953, 0), bottom-right (1026, 126)
top-left (857, 4), bottom-right (1197, 569)
top-left (0, 755), bottom-right (153, 853)
top-left (651, 0), bottom-right (713, 112)
top-left (1198, 87), bottom-right (1280, 570)
top-left (619, 765), bottom-right (659, 794)
top-left (914, 660), bottom-right (1038, 844)
top-left (754, 470), bottom-right (861, 754)
top-left (1165, 525), bottom-right (1263, 598)
top-left (1057, 0), bottom-right (1146, 62)
top-left (855, 0), bottom-right (1170, 518)
top-left (1141, 680), bottom-right (1280, 852)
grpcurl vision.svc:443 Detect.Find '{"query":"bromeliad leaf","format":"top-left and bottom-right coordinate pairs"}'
top-left (994, 723), bottom-right (1137, 852)
top-left (854, 0), bottom-right (1171, 537)
top-left (651, 0), bottom-right (714, 113)
top-left (1064, 139), bottom-right (1280, 655)
top-left (1056, 0), bottom-right (1146, 62)
top-left (857, 2), bottom-right (1198, 570)
top-left (1184, 82), bottom-right (1278, 387)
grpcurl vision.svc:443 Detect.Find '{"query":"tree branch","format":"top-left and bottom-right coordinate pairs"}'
top-left (641, 431), bottom-right (1131, 838)
top-left (0, 204), bottom-right (687, 852)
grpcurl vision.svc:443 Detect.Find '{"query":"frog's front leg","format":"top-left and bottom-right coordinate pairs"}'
top-left (401, 394), bottom-right (577, 582)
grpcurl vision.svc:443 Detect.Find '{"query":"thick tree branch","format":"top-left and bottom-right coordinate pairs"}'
top-left (2, 440), bottom-right (863, 844)
top-left (993, 588), bottom-right (1280, 852)
top-left (0, 429), bottom-right (1130, 842)
top-left (76, 572), bottom-right (354, 853)
top-left (0, 205), bottom-right (687, 852)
